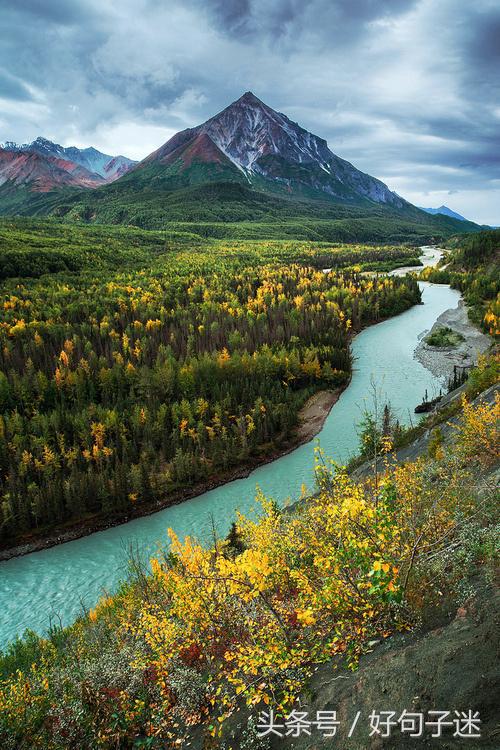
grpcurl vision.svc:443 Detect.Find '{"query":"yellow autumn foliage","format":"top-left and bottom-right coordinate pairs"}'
top-left (0, 387), bottom-right (497, 747)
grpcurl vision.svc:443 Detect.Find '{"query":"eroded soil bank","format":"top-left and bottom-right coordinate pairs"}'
top-left (295, 389), bottom-right (341, 442)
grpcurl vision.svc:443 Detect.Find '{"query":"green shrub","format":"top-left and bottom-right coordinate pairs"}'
top-left (425, 326), bottom-right (465, 347)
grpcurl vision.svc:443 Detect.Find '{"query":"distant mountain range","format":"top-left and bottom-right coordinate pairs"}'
top-left (0, 149), bottom-right (105, 192)
top-left (0, 138), bottom-right (136, 192)
top-left (420, 205), bottom-right (468, 222)
top-left (0, 93), bottom-right (482, 240)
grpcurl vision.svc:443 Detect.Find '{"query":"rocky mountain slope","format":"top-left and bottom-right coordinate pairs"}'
top-left (136, 91), bottom-right (406, 206)
top-left (2, 137), bottom-right (136, 182)
top-left (0, 148), bottom-right (105, 191)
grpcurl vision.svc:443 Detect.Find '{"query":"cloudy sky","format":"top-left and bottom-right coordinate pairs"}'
top-left (1, 0), bottom-right (499, 223)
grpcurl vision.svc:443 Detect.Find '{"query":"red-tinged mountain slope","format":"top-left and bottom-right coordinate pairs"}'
top-left (0, 149), bottom-right (105, 192)
top-left (148, 131), bottom-right (234, 168)
top-left (2, 137), bottom-right (136, 183)
top-left (133, 91), bottom-right (407, 206)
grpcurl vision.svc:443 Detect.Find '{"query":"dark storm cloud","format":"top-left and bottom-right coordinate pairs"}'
top-left (206, 0), bottom-right (252, 34)
top-left (202, 0), bottom-right (416, 40)
top-left (463, 9), bottom-right (500, 71)
top-left (0, 0), bottom-right (498, 222)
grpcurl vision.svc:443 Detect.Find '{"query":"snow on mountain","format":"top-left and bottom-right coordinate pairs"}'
top-left (203, 92), bottom-right (335, 171)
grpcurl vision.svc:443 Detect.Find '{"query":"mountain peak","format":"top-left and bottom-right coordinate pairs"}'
top-left (420, 204), bottom-right (467, 222)
top-left (138, 92), bottom-right (405, 208)
top-left (34, 136), bottom-right (55, 146)
top-left (236, 91), bottom-right (263, 105)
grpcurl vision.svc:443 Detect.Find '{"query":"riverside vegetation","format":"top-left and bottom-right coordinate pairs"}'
top-left (424, 326), bottom-right (465, 348)
top-left (0, 225), bottom-right (498, 748)
top-left (0, 219), bottom-right (422, 547)
top-left (0, 356), bottom-right (498, 749)
top-left (420, 228), bottom-right (499, 338)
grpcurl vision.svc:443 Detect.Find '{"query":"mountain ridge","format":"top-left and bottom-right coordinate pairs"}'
top-left (1, 137), bottom-right (136, 186)
top-left (0, 93), bottom-right (483, 240)
top-left (0, 149), bottom-right (106, 192)
top-left (420, 204), bottom-right (468, 222)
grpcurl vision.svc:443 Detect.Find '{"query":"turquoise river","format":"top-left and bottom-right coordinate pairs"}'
top-left (0, 260), bottom-right (461, 648)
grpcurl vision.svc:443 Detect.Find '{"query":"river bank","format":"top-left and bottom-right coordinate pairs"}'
top-left (0, 279), bottom-right (460, 646)
top-left (0, 387), bottom-right (342, 562)
top-left (414, 298), bottom-right (491, 379)
top-left (0, 253), bottom-right (430, 563)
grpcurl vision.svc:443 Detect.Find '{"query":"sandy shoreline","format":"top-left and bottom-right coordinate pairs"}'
top-left (0, 388), bottom-right (341, 561)
top-left (295, 389), bottom-right (341, 441)
top-left (414, 298), bottom-right (491, 380)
